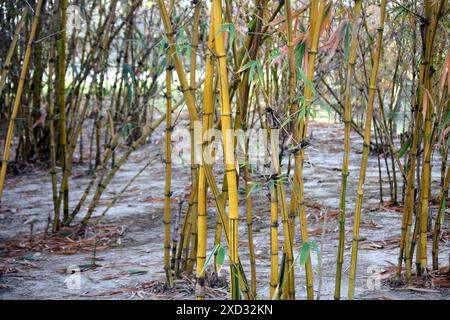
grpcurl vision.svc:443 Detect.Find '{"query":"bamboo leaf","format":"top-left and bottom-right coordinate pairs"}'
top-left (217, 23), bottom-right (235, 49)
top-left (256, 61), bottom-right (265, 86)
top-left (270, 48), bottom-right (281, 62)
top-left (158, 37), bottom-right (168, 55)
top-left (216, 247), bottom-right (226, 267)
top-left (201, 243), bottom-right (220, 274)
top-left (299, 242), bottom-right (311, 267)
top-left (343, 22), bottom-right (351, 63)
top-left (398, 137), bottom-right (412, 158)
top-left (298, 67), bottom-right (316, 97)
top-left (237, 60), bottom-right (255, 74)
top-left (297, 106), bottom-right (306, 125)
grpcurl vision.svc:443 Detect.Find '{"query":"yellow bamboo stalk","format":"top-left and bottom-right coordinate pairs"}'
top-left (334, 0), bottom-right (362, 300)
top-left (164, 42), bottom-right (174, 287)
top-left (432, 163), bottom-right (449, 269)
top-left (269, 180), bottom-right (279, 299)
top-left (156, 0), bottom-right (251, 299)
top-left (417, 0), bottom-right (445, 272)
top-left (0, 0), bottom-right (45, 201)
top-left (289, 0), bottom-right (326, 300)
top-left (186, 0), bottom-right (202, 275)
top-left (58, 0), bottom-right (69, 227)
top-left (0, 6), bottom-right (29, 97)
top-left (47, 11), bottom-right (59, 217)
top-left (196, 5), bottom-right (215, 299)
top-left (212, 0), bottom-right (241, 300)
top-left (156, 0), bottom-right (199, 123)
top-left (397, 0), bottom-right (445, 279)
top-left (348, 0), bottom-right (387, 299)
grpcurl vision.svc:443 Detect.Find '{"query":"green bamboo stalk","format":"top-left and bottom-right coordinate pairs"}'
top-left (348, 0), bottom-right (387, 299)
top-left (0, 0), bottom-right (45, 201)
top-left (334, 0), bottom-right (362, 300)
top-left (0, 6), bottom-right (29, 97)
top-left (163, 40), bottom-right (174, 288)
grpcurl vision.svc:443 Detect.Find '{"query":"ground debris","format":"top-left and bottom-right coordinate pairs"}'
top-left (360, 236), bottom-right (400, 250)
top-left (0, 224), bottom-right (125, 256)
top-left (125, 273), bottom-right (229, 300)
top-left (429, 265), bottom-right (450, 288)
top-left (386, 265), bottom-right (450, 293)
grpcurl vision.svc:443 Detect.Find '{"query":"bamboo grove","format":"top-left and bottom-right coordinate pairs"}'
top-left (0, 0), bottom-right (449, 300)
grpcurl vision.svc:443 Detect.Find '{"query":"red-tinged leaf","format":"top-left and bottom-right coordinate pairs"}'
top-left (32, 112), bottom-right (47, 129)
top-left (442, 126), bottom-right (450, 144)
top-left (422, 87), bottom-right (435, 118)
top-left (323, 22), bottom-right (345, 50)
top-left (439, 50), bottom-right (450, 98)
top-left (294, 15), bottom-right (299, 34)
top-left (319, 2), bottom-right (333, 37)
top-left (422, 92), bottom-right (428, 121)
top-left (272, 33), bottom-right (308, 65)
top-left (269, 5), bottom-right (309, 29)
top-left (303, 46), bottom-right (309, 73)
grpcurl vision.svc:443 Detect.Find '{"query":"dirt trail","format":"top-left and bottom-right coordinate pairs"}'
top-left (0, 121), bottom-right (449, 300)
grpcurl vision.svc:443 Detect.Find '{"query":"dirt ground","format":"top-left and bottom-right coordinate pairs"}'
top-left (0, 120), bottom-right (449, 300)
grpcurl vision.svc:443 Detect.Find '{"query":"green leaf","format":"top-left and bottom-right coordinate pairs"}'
top-left (270, 48), bottom-right (281, 62)
top-left (280, 117), bottom-right (292, 129)
top-left (256, 61), bottom-right (265, 86)
top-left (398, 137), bottom-right (412, 158)
top-left (201, 244), bottom-right (220, 274)
top-left (297, 106), bottom-right (306, 125)
top-left (247, 18), bottom-right (256, 32)
top-left (295, 42), bottom-right (305, 72)
top-left (175, 43), bottom-right (191, 58)
top-left (158, 37), bottom-right (168, 55)
top-left (440, 198), bottom-right (446, 224)
top-left (123, 63), bottom-right (137, 104)
top-left (237, 60), bottom-right (255, 74)
top-left (299, 242), bottom-right (311, 267)
top-left (216, 247), bottom-right (226, 267)
top-left (248, 181), bottom-right (261, 198)
top-left (299, 241), bottom-right (321, 268)
top-left (298, 67), bottom-right (317, 98)
top-left (343, 22), bottom-right (351, 63)
top-left (387, 111), bottom-right (401, 121)
top-left (248, 62), bottom-right (257, 83)
top-left (217, 23), bottom-right (235, 49)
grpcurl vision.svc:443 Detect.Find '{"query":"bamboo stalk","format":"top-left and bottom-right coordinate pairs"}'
top-left (196, 3), bottom-right (215, 298)
top-left (80, 115), bottom-right (173, 227)
top-left (163, 38), bottom-right (174, 287)
top-left (417, 0), bottom-right (446, 273)
top-left (289, 0), bottom-right (326, 300)
top-left (0, 6), bottom-right (28, 97)
top-left (397, 0), bottom-right (445, 279)
top-left (348, 0), bottom-right (387, 299)
top-left (48, 6), bottom-right (59, 219)
top-left (335, 1), bottom-right (362, 299)
top-left (432, 163), bottom-right (449, 270)
top-left (186, 0), bottom-right (202, 275)
top-left (57, 0), bottom-right (69, 228)
top-left (0, 0), bottom-right (45, 201)
top-left (269, 179), bottom-right (279, 299)
top-left (212, 0), bottom-right (241, 300)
